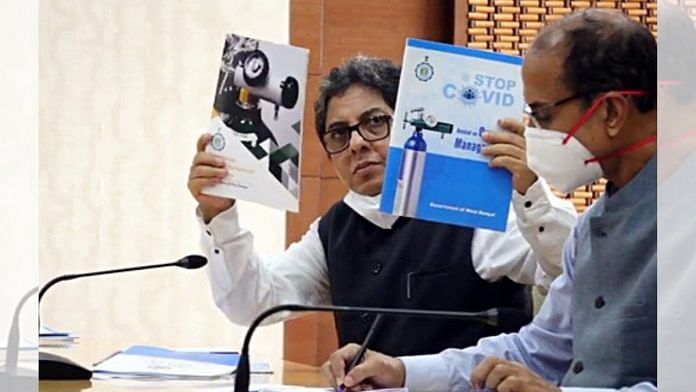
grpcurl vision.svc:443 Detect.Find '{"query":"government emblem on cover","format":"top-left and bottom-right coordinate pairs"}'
top-left (415, 56), bottom-right (434, 82)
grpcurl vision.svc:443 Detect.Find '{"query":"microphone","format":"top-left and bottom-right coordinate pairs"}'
top-left (38, 254), bottom-right (207, 303)
top-left (1, 287), bottom-right (38, 392)
top-left (38, 254), bottom-right (208, 380)
top-left (233, 304), bottom-right (528, 392)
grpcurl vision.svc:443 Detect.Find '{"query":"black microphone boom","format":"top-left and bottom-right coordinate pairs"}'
top-left (38, 254), bottom-right (207, 380)
top-left (233, 304), bottom-right (528, 392)
top-left (38, 254), bottom-right (207, 303)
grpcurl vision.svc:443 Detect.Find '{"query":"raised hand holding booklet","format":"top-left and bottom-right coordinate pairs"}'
top-left (380, 39), bottom-right (524, 231)
top-left (202, 34), bottom-right (309, 212)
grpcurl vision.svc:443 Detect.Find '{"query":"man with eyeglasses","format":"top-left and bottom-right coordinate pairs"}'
top-left (187, 56), bottom-right (577, 357)
top-left (323, 8), bottom-right (657, 392)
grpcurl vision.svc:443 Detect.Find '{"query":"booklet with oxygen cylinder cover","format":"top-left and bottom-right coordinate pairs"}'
top-left (202, 34), bottom-right (309, 212)
top-left (380, 39), bottom-right (524, 231)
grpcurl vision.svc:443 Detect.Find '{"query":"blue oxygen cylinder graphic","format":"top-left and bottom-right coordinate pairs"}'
top-left (394, 130), bottom-right (427, 217)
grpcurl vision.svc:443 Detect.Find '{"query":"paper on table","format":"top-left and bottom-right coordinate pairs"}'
top-left (39, 325), bottom-right (69, 337)
top-left (180, 347), bottom-right (272, 373)
top-left (93, 353), bottom-right (234, 379)
top-left (92, 346), bottom-right (238, 379)
top-left (39, 325), bottom-right (79, 347)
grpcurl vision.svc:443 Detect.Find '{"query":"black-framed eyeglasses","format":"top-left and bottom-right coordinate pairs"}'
top-left (321, 114), bottom-right (393, 154)
top-left (524, 93), bottom-right (594, 128)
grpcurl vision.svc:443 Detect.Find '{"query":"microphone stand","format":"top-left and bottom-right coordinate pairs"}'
top-left (1, 287), bottom-right (38, 392)
top-left (38, 255), bottom-right (207, 380)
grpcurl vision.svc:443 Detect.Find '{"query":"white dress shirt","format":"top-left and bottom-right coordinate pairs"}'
top-left (199, 179), bottom-right (577, 326)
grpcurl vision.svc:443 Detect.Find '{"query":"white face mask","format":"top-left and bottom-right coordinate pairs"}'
top-left (525, 126), bottom-right (603, 194)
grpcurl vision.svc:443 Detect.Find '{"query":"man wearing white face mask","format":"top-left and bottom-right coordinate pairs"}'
top-left (323, 9), bottom-right (657, 392)
top-left (525, 90), bottom-right (655, 194)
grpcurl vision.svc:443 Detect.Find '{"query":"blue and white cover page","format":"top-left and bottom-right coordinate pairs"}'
top-left (380, 39), bottom-right (524, 231)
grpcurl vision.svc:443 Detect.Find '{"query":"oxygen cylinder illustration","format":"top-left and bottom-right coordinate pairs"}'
top-left (394, 130), bottom-right (427, 217)
top-left (393, 108), bottom-right (454, 217)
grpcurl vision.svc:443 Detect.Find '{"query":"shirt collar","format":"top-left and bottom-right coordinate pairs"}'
top-left (343, 191), bottom-right (398, 230)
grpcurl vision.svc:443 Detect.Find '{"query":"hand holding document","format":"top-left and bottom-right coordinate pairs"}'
top-left (202, 33), bottom-right (309, 212)
top-left (380, 39), bottom-right (525, 231)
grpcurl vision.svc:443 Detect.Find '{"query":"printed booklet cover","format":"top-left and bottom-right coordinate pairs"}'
top-left (380, 39), bottom-right (524, 231)
top-left (202, 34), bottom-right (309, 212)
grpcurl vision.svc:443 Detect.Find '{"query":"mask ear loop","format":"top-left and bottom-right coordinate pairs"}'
top-left (561, 90), bottom-right (649, 146)
top-left (584, 134), bottom-right (657, 164)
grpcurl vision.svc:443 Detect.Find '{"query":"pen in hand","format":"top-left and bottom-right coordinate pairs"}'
top-left (338, 314), bottom-right (385, 391)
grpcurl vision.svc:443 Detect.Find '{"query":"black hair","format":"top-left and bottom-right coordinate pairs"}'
top-left (314, 56), bottom-right (401, 141)
top-left (531, 8), bottom-right (657, 112)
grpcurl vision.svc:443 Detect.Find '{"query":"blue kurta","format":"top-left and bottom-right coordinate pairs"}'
top-left (401, 156), bottom-right (657, 392)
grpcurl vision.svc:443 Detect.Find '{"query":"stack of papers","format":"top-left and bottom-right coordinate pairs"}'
top-left (92, 345), bottom-right (240, 380)
top-left (39, 325), bottom-right (79, 347)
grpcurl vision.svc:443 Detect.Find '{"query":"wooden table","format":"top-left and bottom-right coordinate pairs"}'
top-left (40, 361), bottom-right (326, 391)
top-left (38, 340), bottom-right (327, 391)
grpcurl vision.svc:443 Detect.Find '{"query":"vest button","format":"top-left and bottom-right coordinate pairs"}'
top-left (573, 361), bottom-right (584, 374)
top-left (360, 313), bottom-right (372, 323)
top-left (371, 263), bottom-right (383, 275)
top-left (595, 229), bottom-right (607, 238)
top-left (594, 296), bottom-right (605, 309)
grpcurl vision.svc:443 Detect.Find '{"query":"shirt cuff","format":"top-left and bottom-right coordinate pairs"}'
top-left (512, 177), bottom-right (553, 214)
top-left (196, 203), bottom-right (241, 245)
top-left (511, 178), bottom-right (554, 224)
top-left (400, 354), bottom-right (462, 392)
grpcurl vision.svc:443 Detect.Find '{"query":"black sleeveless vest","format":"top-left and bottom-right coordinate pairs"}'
top-left (318, 201), bottom-right (532, 357)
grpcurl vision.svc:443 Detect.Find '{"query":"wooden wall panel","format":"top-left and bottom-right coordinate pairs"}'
top-left (299, 75), bottom-right (323, 177)
top-left (323, 0), bottom-right (454, 66)
top-left (454, 0), bottom-right (471, 46)
top-left (283, 309), bottom-right (338, 366)
top-left (453, 0), bottom-right (657, 55)
top-left (291, 0), bottom-right (324, 74)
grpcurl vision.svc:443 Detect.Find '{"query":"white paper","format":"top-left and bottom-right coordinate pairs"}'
top-left (92, 352), bottom-right (236, 379)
